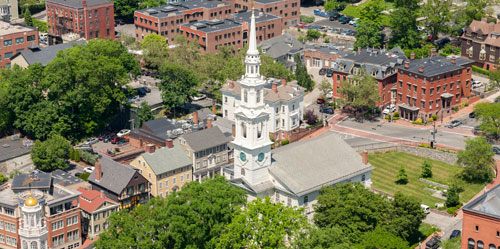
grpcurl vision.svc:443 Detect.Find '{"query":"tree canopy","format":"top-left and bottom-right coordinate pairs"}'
top-left (137, 102), bottom-right (154, 127)
top-left (142, 33), bottom-right (168, 69)
top-left (337, 69), bottom-right (380, 111)
top-left (294, 54), bottom-right (315, 91)
top-left (474, 102), bottom-right (500, 136)
top-left (423, 0), bottom-right (452, 43)
top-left (458, 136), bottom-right (495, 183)
top-left (158, 63), bottom-right (200, 113)
top-left (31, 134), bottom-right (72, 172)
top-left (389, 0), bottom-right (421, 49)
top-left (354, 20), bottom-right (383, 50)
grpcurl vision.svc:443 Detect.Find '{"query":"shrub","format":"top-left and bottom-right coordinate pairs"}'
top-left (428, 117), bottom-right (434, 122)
top-left (79, 150), bottom-right (98, 165)
top-left (446, 186), bottom-right (461, 208)
top-left (300, 15), bottom-right (315, 23)
top-left (431, 114), bottom-right (437, 120)
top-left (472, 65), bottom-right (491, 76)
top-left (0, 174), bottom-right (8, 185)
top-left (396, 167), bottom-right (408, 184)
top-left (281, 140), bottom-right (290, 146)
top-left (464, 103), bottom-right (469, 107)
top-left (419, 143), bottom-right (432, 148)
top-left (452, 106), bottom-right (459, 112)
top-left (447, 204), bottom-right (462, 215)
top-left (269, 135), bottom-right (275, 142)
top-left (421, 159), bottom-right (433, 178)
top-left (74, 149), bottom-right (80, 162)
top-left (78, 172), bottom-right (90, 181)
top-left (392, 117), bottom-right (400, 120)
top-left (412, 118), bottom-right (423, 125)
top-left (324, 37), bottom-right (330, 43)
top-left (304, 110), bottom-right (318, 125)
top-left (393, 112), bottom-right (399, 118)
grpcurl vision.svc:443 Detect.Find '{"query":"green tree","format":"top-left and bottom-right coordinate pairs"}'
top-left (216, 197), bottom-right (307, 249)
top-left (23, 8), bottom-right (33, 26)
top-left (31, 134), bottom-right (71, 172)
top-left (158, 64), bottom-right (200, 113)
top-left (396, 167), bottom-right (408, 184)
top-left (307, 29), bottom-right (321, 40)
top-left (458, 137), bottom-right (495, 183)
top-left (390, 0), bottom-right (421, 49)
top-left (319, 80), bottom-right (332, 98)
top-left (294, 54), bottom-right (315, 91)
top-left (423, 0), bottom-right (452, 43)
top-left (353, 227), bottom-right (409, 249)
top-left (142, 33), bottom-right (169, 69)
top-left (459, 0), bottom-right (499, 26)
top-left (0, 80), bottom-right (13, 136)
top-left (354, 20), bottom-right (382, 50)
top-left (137, 102), bottom-right (154, 127)
top-left (489, 67), bottom-right (500, 89)
top-left (324, 0), bottom-right (338, 11)
top-left (96, 176), bottom-right (246, 249)
top-left (446, 185), bottom-right (461, 207)
top-left (403, 44), bottom-right (436, 59)
top-left (260, 54), bottom-right (294, 81)
top-left (360, 0), bottom-right (384, 25)
top-left (109, 0), bottom-right (138, 21)
top-left (294, 226), bottom-right (352, 249)
top-left (475, 103), bottom-right (500, 135)
top-left (337, 69), bottom-right (380, 112)
top-left (138, 0), bottom-right (166, 9)
top-left (384, 192), bottom-right (425, 240)
top-left (420, 159), bottom-right (433, 178)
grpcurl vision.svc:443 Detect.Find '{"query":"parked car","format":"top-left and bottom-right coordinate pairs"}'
top-left (74, 144), bottom-right (92, 151)
top-left (84, 167), bottom-right (95, 174)
top-left (117, 139), bottom-right (129, 145)
top-left (316, 98), bottom-right (325, 104)
top-left (469, 112), bottom-right (475, 118)
top-left (117, 129), bottom-right (131, 137)
top-left (329, 13), bottom-right (341, 21)
top-left (421, 204), bottom-right (431, 214)
top-left (111, 136), bottom-right (123, 144)
top-left (326, 90), bottom-right (333, 99)
top-left (337, 16), bottom-right (347, 23)
top-left (472, 80), bottom-right (483, 88)
top-left (321, 107), bottom-right (334, 114)
top-left (103, 134), bottom-right (114, 143)
top-left (319, 68), bottom-right (327, 75)
top-left (136, 87), bottom-right (147, 97)
top-left (341, 16), bottom-right (352, 24)
top-left (447, 119), bottom-right (462, 128)
top-left (143, 87), bottom-right (151, 93)
top-left (192, 94), bottom-right (207, 101)
top-left (425, 236), bottom-right (441, 249)
top-left (295, 22), bottom-right (306, 28)
top-left (449, 230), bottom-right (461, 239)
top-left (326, 69), bottom-right (334, 77)
top-left (493, 147), bottom-right (500, 155)
top-left (436, 37), bottom-right (450, 47)
top-left (349, 18), bottom-right (359, 25)
top-left (383, 104), bottom-right (396, 115)
top-left (83, 137), bottom-right (99, 145)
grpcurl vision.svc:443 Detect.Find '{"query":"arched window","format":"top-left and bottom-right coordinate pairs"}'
top-left (251, 66), bottom-right (254, 74)
top-left (489, 244), bottom-right (496, 249)
top-left (468, 239), bottom-right (475, 249)
top-left (478, 241), bottom-right (484, 249)
top-left (241, 168), bottom-right (245, 176)
top-left (257, 122), bottom-right (262, 138)
top-left (30, 241), bottom-right (38, 249)
top-left (23, 241), bottom-right (28, 249)
top-left (244, 90), bottom-right (248, 103)
top-left (241, 122), bottom-right (247, 138)
top-left (30, 214), bottom-right (34, 227)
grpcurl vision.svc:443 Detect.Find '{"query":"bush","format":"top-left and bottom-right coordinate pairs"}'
top-left (396, 167), bottom-right (408, 184)
top-left (281, 140), bottom-right (290, 146)
top-left (393, 112), bottom-right (399, 118)
top-left (452, 106), bottom-right (459, 112)
top-left (306, 29), bottom-right (321, 40)
top-left (447, 203), bottom-right (462, 215)
top-left (324, 37), bottom-right (330, 43)
top-left (431, 114), bottom-right (437, 120)
top-left (77, 172), bottom-right (90, 181)
top-left (419, 143), bottom-right (432, 148)
top-left (464, 103), bottom-right (469, 107)
top-left (9, 170), bottom-right (21, 179)
top-left (300, 15), bottom-right (315, 23)
top-left (0, 174), bottom-right (8, 185)
top-left (269, 135), bottom-right (275, 142)
top-left (421, 159), bottom-right (433, 178)
top-left (412, 118), bottom-right (423, 125)
top-left (304, 110), bottom-right (318, 125)
top-left (472, 65), bottom-right (491, 76)
top-left (74, 149), bottom-right (80, 162)
top-left (79, 150), bottom-right (98, 165)
top-left (32, 19), bottom-right (47, 33)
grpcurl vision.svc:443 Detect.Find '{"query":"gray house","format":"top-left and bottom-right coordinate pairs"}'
top-left (260, 33), bottom-right (304, 71)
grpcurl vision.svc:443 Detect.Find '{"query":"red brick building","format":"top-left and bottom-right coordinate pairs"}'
top-left (462, 184), bottom-right (500, 249)
top-left (181, 10), bottom-right (281, 53)
top-left (396, 50), bottom-right (474, 121)
top-left (461, 19), bottom-right (500, 71)
top-left (303, 43), bottom-right (348, 70)
top-left (134, 0), bottom-right (234, 43)
top-left (0, 21), bottom-right (38, 68)
top-left (332, 47), bottom-right (407, 108)
top-left (226, 0), bottom-right (299, 26)
top-left (46, 0), bottom-right (115, 41)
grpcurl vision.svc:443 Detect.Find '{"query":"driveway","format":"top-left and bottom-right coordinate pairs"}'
top-left (423, 212), bottom-right (459, 236)
top-left (304, 67), bottom-right (331, 107)
top-left (311, 19), bottom-right (356, 31)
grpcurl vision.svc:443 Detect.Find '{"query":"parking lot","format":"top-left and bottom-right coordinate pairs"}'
top-left (310, 19), bottom-right (356, 32)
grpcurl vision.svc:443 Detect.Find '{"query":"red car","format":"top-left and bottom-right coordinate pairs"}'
top-left (111, 136), bottom-right (123, 144)
top-left (316, 98), bottom-right (325, 104)
top-left (295, 22), bottom-right (306, 28)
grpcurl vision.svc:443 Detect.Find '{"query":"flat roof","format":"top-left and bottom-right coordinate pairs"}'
top-left (46, 0), bottom-right (112, 8)
top-left (0, 137), bottom-right (32, 162)
top-left (231, 10), bottom-right (280, 23)
top-left (136, 0), bottom-right (230, 19)
top-left (0, 21), bottom-right (36, 37)
top-left (183, 19), bottom-right (240, 33)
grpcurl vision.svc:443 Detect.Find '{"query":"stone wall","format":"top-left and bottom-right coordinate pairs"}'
top-left (352, 143), bottom-right (458, 165)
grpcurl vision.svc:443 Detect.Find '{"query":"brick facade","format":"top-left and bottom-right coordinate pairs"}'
top-left (0, 22), bottom-right (38, 68)
top-left (461, 19), bottom-right (500, 71)
top-left (229, 0), bottom-right (299, 26)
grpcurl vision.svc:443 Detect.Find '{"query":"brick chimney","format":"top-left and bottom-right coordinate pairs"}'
top-left (387, 52), bottom-right (392, 57)
top-left (404, 61), bottom-right (410, 68)
top-left (430, 48), bottom-right (437, 56)
top-left (95, 157), bottom-right (102, 181)
top-left (146, 144), bottom-right (155, 153)
top-left (193, 111), bottom-right (199, 124)
top-left (212, 103), bottom-right (216, 115)
top-left (419, 66), bottom-right (424, 73)
top-left (281, 78), bottom-right (287, 86)
top-left (166, 139), bottom-right (173, 148)
top-left (272, 82), bottom-right (278, 93)
top-left (410, 52), bottom-right (415, 60)
top-left (451, 56), bottom-right (456, 64)
top-left (207, 117), bottom-right (212, 128)
top-left (82, 0), bottom-right (87, 6)
top-left (232, 123), bottom-right (235, 137)
top-left (362, 150), bottom-right (368, 165)
top-left (229, 81), bottom-right (235, 88)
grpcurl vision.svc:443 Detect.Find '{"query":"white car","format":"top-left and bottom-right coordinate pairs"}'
top-left (192, 94), bottom-right (206, 101)
top-left (383, 104), bottom-right (396, 115)
top-left (417, 26), bottom-right (425, 31)
top-left (472, 80), bottom-right (483, 88)
top-left (117, 129), bottom-right (131, 137)
top-left (83, 137), bottom-right (99, 145)
top-left (326, 91), bottom-right (333, 99)
top-left (349, 18), bottom-right (359, 25)
top-left (84, 167), bottom-right (95, 174)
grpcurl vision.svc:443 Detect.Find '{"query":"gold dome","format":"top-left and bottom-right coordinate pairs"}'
top-left (25, 194), bottom-right (38, 207)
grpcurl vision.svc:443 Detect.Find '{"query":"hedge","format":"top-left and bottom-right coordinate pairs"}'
top-left (472, 65), bottom-right (491, 76)
top-left (20, 2), bottom-right (45, 15)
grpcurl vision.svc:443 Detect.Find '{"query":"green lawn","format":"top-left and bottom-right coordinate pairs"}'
top-left (368, 152), bottom-right (486, 207)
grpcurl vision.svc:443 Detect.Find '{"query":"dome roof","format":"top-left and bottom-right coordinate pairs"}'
top-left (25, 194), bottom-right (38, 207)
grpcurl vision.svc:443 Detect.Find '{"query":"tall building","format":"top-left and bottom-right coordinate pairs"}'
top-left (0, 21), bottom-right (38, 68)
top-left (19, 194), bottom-right (48, 249)
top-left (461, 19), bottom-right (500, 71)
top-left (46, 0), bottom-right (115, 42)
top-left (226, 9), bottom-right (373, 212)
top-left (226, 0), bottom-right (299, 26)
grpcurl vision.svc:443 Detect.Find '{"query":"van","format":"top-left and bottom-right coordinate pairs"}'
top-left (421, 204), bottom-right (430, 214)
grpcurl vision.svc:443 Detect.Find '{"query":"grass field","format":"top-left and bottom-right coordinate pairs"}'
top-left (368, 152), bottom-right (486, 207)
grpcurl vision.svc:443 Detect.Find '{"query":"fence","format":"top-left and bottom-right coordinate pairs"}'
top-left (289, 124), bottom-right (324, 143)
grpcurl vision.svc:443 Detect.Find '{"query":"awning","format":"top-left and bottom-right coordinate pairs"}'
top-left (398, 103), bottom-right (420, 111)
top-left (441, 93), bottom-right (453, 98)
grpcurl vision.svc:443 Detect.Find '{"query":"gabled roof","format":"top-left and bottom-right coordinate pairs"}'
top-left (464, 183), bottom-right (500, 219)
top-left (77, 187), bottom-right (118, 213)
top-left (269, 131), bottom-right (374, 196)
top-left (222, 78), bottom-right (304, 103)
top-left (141, 146), bottom-right (192, 175)
top-left (399, 55), bottom-right (473, 77)
top-left (181, 126), bottom-right (232, 152)
top-left (11, 41), bottom-right (85, 66)
top-left (259, 33), bottom-right (304, 59)
top-left (88, 157), bottom-right (141, 195)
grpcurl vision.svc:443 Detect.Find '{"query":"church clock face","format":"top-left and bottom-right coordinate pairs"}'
top-left (240, 152), bottom-right (246, 162)
top-left (258, 152), bottom-right (265, 162)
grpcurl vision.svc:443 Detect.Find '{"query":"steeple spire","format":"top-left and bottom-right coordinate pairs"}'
top-left (247, 7), bottom-right (258, 56)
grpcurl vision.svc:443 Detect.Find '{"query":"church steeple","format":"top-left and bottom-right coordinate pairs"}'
top-left (244, 8), bottom-right (260, 78)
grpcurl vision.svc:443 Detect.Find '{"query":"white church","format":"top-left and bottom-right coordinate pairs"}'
top-left (225, 8), bottom-right (374, 213)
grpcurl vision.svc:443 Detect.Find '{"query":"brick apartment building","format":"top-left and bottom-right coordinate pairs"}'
top-left (0, 21), bottom-right (38, 68)
top-left (461, 19), bottom-right (500, 71)
top-left (332, 47), bottom-right (407, 108)
top-left (396, 50), bottom-right (473, 121)
top-left (0, 171), bottom-right (82, 249)
top-left (462, 184), bottom-right (500, 249)
top-left (226, 0), bottom-right (299, 26)
top-left (181, 10), bottom-right (281, 53)
top-left (46, 0), bottom-right (115, 42)
top-left (303, 43), bottom-right (349, 70)
top-left (134, 0), bottom-right (233, 43)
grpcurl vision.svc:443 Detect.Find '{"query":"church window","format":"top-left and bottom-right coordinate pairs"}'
top-left (256, 90), bottom-right (260, 103)
top-left (304, 195), bottom-right (308, 204)
top-left (276, 192), bottom-right (280, 202)
top-left (251, 66), bottom-right (254, 74)
top-left (241, 122), bottom-right (247, 138)
top-left (257, 122), bottom-right (262, 138)
top-left (244, 90), bottom-right (248, 103)
top-left (30, 241), bottom-right (37, 249)
top-left (241, 168), bottom-right (245, 176)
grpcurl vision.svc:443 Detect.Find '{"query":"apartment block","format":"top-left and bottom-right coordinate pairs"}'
top-left (461, 19), bottom-right (500, 71)
top-left (0, 21), bottom-right (38, 68)
top-left (46, 0), bottom-right (115, 41)
top-left (226, 0), bottom-right (299, 26)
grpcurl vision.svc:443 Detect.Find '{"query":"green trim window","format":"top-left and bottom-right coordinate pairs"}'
top-left (15, 37), bottom-right (24, 44)
top-left (3, 39), bottom-right (12, 46)
top-left (4, 52), bottom-right (13, 59)
top-left (27, 35), bottom-right (35, 41)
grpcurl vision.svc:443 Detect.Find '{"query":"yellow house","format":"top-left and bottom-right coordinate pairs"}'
top-left (130, 143), bottom-right (192, 197)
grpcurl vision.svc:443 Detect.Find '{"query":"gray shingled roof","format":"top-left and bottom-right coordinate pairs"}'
top-left (464, 183), bottom-right (500, 219)
top-left (12, 41), bottom-right (85, 66)
top-left (0, 137), bottom-right (32, 163)
top-left (269, 131), bottom-right (374, 196)
top-left (52, 169), bottom-right (84, 187)
top-left (12, 170), bottom-right (52, 191)
top-left (399, 55), bottom-right (474, 77)
top-left (141, 146), bottom-right (191, 175)
top-left (260, 33), bottom-right (304, 59)
top-left (46, 0), bottom-right (112, 8)
top-left (182, 127), bottom-right (232, 152)
top-left (88, 157), bottom-right (139, 195)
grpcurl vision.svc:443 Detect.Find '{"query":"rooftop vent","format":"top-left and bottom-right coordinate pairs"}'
top-left (146, 9), bottom-right (158, 14)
